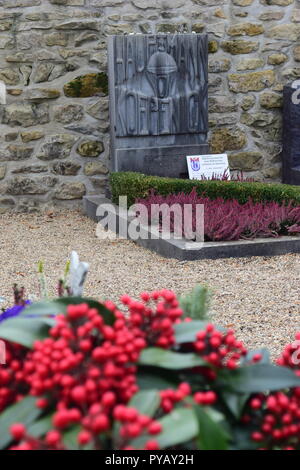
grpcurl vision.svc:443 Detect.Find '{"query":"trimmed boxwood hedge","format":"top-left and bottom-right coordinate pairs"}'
top-left (110, 171), bottom-right (300, 208)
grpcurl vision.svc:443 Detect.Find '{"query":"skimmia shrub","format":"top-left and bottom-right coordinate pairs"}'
top-left (1, 259), bottom-right (299, 450)
top-left (0, 291), bottom-right (184, 450)
top-left (136, 189), bottom-right (300, 241)
top-left (1, 289), bottom-right (300, 450)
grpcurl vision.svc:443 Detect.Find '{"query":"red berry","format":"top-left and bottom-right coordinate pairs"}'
top-left (251, 432), bottom-right (264, 442)
top-left (272, 429), bottom-right (282, 440)
top-left (10, 423), bottom-right (26, 441)
top-left (69, 408), bottom-right (81, 422)
top-left (120, 295), bottom-right (131, 305)
top-left (179, 382), bottom-right (191, 396)
top-left (124, 407), bottom-right (138, 422)
top-left (53, 410), bottom-right (70, 429)
top-left (252, 353), bottom-right (262, 363)
top-left (148, 422), bottom-right (162, 435)
top-left (79, 340), bottom-right (92, 352)
top-left (71, 386), bottom-right (86, 404)
top-left (91, 414), bottom-right (109, 433)
top-left (78, 430), bottom-right (92, 445)
top-left (36, 398), bottom-right (48, 409)
top-left (194, 392), bottom-right (205, 405)
top-left (145, 440), bottom-right (160, 450)
top-left (127, 423), bottom-right (142, 438)
top-left (140, 292), bottom-right (150, 302)
top-left (227, 359), bottom-right (237, 370)
top-left (45, 430), bottom-right (61, 446)
top-left (114, 405), bottom-right (127, 421)
top-left (250, 398), bottom-right (262, 410)
top-left (102, 392), bottom-right (116, 407)
top-left (204, 391), bottom-right (217, 405)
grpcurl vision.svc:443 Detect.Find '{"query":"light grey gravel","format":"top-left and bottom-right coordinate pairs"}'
top-left (0, 210), bottom-right (299, 358)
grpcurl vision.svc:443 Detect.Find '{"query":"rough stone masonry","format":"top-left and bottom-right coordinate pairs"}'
top-left (0, 0), bottom-right (299, 211)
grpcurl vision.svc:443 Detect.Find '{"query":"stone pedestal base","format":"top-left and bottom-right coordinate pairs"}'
top-left (114, 144), bottom-right (209, 178)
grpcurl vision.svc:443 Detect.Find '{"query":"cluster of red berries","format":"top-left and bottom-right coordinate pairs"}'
top-left (242, 333), bottom-right (300, 450)
top-left (23, 303), bottom-right (147, 403)
top-left (8, 297), bottom-right (181, 450)
top-left (10, 424), bottom-right (64, 450)
top-left (0, 341), bottom-right (28, 412)
top-left (193, 324), bottom-right (247, 370)
top-left (10, 404), bottom-right (163, 451)
top-left (6, 289), bottom-right (300, 451)
top-left (120, 289), bottom-right (183, 348)
top-left (15, 303), bottom-right (151, 447)
top-left (194, 390), bottom-right (217, 406)
top-left (248, 390), bottom-right (300, 450)
top-left (114, 405), bottom-right (162, 450)
top-left (160, 382), bottom-right (191, 413)
top-left (159, 382), bottom-right (217, 413)
top-left (276, 333), bottom-right (300, 375)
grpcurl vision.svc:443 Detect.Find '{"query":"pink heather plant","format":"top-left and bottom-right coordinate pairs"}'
top-left (136, 189), bottom-right (300, 242)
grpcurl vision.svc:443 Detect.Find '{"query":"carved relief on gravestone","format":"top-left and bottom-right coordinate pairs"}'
top-left (108, 34), bottom-right (209, 177)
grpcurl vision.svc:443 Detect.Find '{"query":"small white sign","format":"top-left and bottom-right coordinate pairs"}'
top-left (186, 154), bottom-right (230, 180)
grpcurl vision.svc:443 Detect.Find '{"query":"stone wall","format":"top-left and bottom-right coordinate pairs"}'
top-left (0, 0), bottom-right (299, 211)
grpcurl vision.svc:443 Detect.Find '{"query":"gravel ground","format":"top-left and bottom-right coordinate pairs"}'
top-left (0, 209), bottom-right (299, 358)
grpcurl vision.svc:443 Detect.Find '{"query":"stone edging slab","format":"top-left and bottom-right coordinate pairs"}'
top-left (83, 196), bottom-right (300, 261)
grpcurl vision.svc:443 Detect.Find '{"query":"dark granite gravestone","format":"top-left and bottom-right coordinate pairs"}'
top-left (108, 34), bottom-right (209, 178)
top-left (282, 82), bottom-right (300, 185)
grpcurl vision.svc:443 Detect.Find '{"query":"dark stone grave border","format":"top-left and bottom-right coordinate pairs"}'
top-left (84, 196), bottom-right (300, 261)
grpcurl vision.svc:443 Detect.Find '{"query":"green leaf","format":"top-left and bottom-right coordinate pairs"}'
top-left (0, 317), bottom-right (55, 348)
top-left (194, 405), bottom-right (230, 450)
top-left (27, 415), bottom-right (53, 438)
top-left (179, 285), bottom-right (210, 321)
top-left (138, 348), bottom-right (207, 370)
top-left (241, 348), bottom-right (270, 366)
top-left (129, 391), bottom-right (160, 418)
top-left (0, 397), bottom-right (42, 449)
top-left (21, 297), bottom-right (115, 325)
top-left (137, 371), bottom-right (180, 391)
top-left (230, 426), bottom-right (258, 450)
top-left (221, 391), bottom-right (249, 420)
top-left (19, 299), bottom-right (67, 317)
top-left (157, 408), bottom-right (199, 448)
top-left (130, 407), bottom-right (199, 450)
top-left (220, 364), bottom-right (300, 394)
top-left (175, 321), bottom-right (225, 344)
top-left (62, 425), bottom-right (81, 450)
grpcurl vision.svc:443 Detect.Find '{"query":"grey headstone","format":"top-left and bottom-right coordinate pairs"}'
top-left (108, 34), bottom-right (209, 178)
top-left (282, 82), bottom-right (300, 185)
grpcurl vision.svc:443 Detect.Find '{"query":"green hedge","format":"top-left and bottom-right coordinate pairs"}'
top-left (110, 172), bottom-right (300, 207)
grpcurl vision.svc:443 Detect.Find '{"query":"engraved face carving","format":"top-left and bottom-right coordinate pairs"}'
top-left (113, 35), bottom-right (208, 137)
top-left (146, 49), bottom-right (177, 99)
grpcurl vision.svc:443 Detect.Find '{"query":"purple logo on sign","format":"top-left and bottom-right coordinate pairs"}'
top-left (191, 158), bottom-right (200, 172)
